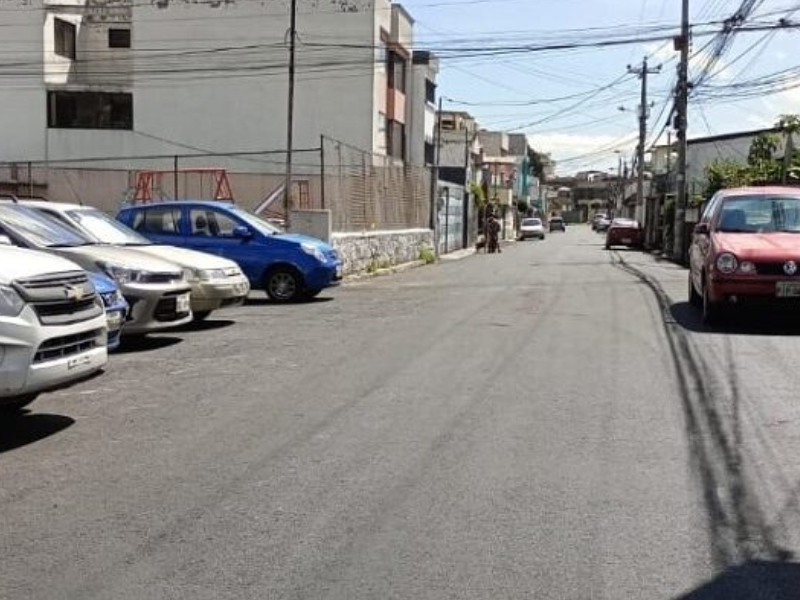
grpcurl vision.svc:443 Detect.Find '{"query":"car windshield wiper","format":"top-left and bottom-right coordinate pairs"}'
top-left (46, 241), bottom-right (93, 248)
top-left (717, 228), bottom-right (752, 233)
top-left (123, 242), bottom-right (153, 246)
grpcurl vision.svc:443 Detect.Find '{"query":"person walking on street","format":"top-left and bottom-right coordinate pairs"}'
top-left (488, 211), bottom-right (502, 254)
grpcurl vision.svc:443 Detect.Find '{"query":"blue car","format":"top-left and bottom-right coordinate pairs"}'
top-left (87, 272), bottom-right (128, 350)
top-left (117, 201), bottom-right (342, 302)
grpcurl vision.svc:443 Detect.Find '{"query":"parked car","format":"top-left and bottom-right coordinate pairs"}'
top-left (0, 244), bottom-right (108, 412)
top-left (23, 201), bottom-right (250, 321)
top-left (519, 217), bottom-right (546, 241)
top-left (605, 218), bottom-right (643, 249)
top-left (0, 203), bottom-right (193, 334)
top-left (689, 187), bottom-right (800, 324)
top-left (87, 272), bottom-right (127, 351)
top-left (591, 213), bottom-right (608, 231)
top-left (549, 217), bottom-right (566, 232)
top-left (594, 215), bottom-right (612, 232)
top-left (117, 201), bottom-right (342, 302)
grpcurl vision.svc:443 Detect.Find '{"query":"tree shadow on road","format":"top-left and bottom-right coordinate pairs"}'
top-left (670, 301), bottom-right (800, 336)
top-left (676, 561), bottom-right (800, 599)
top-left (171, 319), bottom-right (235, 333)
top-left (0, 412), bottom-right (75, 454)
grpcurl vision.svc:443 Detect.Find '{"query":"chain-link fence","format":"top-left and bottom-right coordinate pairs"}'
top-left (321, 136), bottom-right (431, 232)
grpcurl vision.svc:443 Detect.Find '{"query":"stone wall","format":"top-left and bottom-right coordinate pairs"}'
top-left (332, 229), bottom-right (433, 275)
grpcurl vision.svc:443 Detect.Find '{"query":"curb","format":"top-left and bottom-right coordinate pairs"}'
top-left (343, 260), bottom-right (428, 283)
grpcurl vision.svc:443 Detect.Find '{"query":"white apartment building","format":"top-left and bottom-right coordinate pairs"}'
top-left (0, 0), bottom-right (438, 205)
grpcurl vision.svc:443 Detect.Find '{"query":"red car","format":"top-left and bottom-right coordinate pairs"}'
top-left (605, 218), bottom-right (643, 249)
top-left (689, 187), bottom-right (800, 323)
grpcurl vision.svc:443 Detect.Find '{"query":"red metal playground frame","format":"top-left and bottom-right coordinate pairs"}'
top-left (131, 168), bottom-right (234, 204)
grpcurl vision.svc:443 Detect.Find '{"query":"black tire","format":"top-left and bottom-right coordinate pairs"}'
top-left (605, 244), bottom-right (611, 250)
top-left (0, 394), bottom-right (37, 413)
top-left (702, 277), bottom-right (723, 326)
top-left (193, 311), bottom-right (212, 322)
top-left (265, 267), bottom-right (302, 303)
top-left (688, 274), bottom-right (702, 308)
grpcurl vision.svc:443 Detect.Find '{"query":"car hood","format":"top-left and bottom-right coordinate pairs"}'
top-left (0, 246), bottom-right (84, 284)
top-left (55, 244), bottom-right (183, 273)
top-left (274, 233), bottom-right (334, 251)
top-left (713, 232), bottom-right (800, 259)
top-left (87, 271), bottom-right (118, 295)
top-left (125, 245), bottom-right (240, 270)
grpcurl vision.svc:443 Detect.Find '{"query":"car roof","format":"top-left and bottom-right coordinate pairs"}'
top-left (121, 200), bottom-right (236, 211)
top-left (717, 186), bottom-right (800, 197)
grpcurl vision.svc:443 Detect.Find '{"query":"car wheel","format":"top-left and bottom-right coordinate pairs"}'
top-left (193, 311), bottom-right (212, 322)
top-left (702, 277), bottom-right (723, 325)
top-left (688, 274), bottom-right (702, 308)
top-left (265, 267), bottom-right (302, 303)
top-left (0, 394), bottom-right (37, 413)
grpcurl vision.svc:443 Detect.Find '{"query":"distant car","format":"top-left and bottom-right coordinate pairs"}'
top-left (591, 213), bottom-right (609, 231)
top-left (22, 201), bottom-right (250, 321)
top-left (117, 201), bottom-right (342, 302)
top-left (594, 215), bottom-right (612, 232)
top-left (549, 217), bottom-right (566, 232)
top-left (605, 218), bottom-right (643, 249)
top-left (519, 217), bottom-right (546, 240)
top-left (87, 272), bottom-right (127, 351)
top-left (689, 187), bottom-right (800, 324)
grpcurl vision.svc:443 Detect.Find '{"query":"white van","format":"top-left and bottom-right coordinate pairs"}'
top-left (0, 244), bottom-right (108, 411)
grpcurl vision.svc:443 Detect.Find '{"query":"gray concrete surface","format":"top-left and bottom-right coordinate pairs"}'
top-left (2, 226), bottom-right (800, 599)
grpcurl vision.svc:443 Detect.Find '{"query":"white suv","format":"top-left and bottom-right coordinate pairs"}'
top-left (0, 245), bottom-right (108, 411)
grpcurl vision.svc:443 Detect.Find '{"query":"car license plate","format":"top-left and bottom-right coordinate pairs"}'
top-left (776, 282), bottom-right (800, 297)
top-left (68, 354), bottom-right (92, 371)
top-left (176, 293), bottom-right (191, 313)
top-left (621, 238), bottom-right (632, 244)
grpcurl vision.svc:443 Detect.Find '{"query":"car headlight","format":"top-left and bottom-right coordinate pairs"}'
top-left (0, 284), bottom-right (25, 317)
top-left (300, 243), bottom-right (326, 262)
top-left (100, 290), bottom-right (125, 307)
top-left (200, 269), bottom-right (227, 281)
top-left (182, 267), bottom-right (200, 283)
top-left (715, 253), bottom-right (738, 274)
top-left (99, 262), bottom-right (149, 284)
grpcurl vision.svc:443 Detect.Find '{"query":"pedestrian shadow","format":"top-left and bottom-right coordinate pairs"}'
top-left (670, 301), bottom-right (800, 336)
top-left (0, 412), bottom-right (75, 454)
top-left (676, 561), bottom-right (800, 599)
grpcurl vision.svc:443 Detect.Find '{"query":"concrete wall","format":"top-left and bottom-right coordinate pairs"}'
top-left (332, 228), bottom-right (432, 275)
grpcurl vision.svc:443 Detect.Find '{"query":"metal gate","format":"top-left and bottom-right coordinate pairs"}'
top-left (437, 183), bottom-right (464, 255)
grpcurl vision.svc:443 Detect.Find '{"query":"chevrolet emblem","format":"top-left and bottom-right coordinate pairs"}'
top-left (64, 284), bottom-right (84, 301)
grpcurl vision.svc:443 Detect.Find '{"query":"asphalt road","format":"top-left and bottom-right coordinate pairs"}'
top-left (3, 226), bottom-right (800, 599)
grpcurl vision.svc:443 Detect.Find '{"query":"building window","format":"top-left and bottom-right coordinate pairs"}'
top-left (387, 51), bottom-right (407, 93)
top-left (387, 120), bottom-right (406, 160)
top-left (425, 142), bottom-right (435, 165)
top-left (425, 79), bottom-right (436, 104)
top-left (47, 91), bottom-right (133, 130)
top-left (108, 28), bottom-right (131, 49)
top-left (54, 18), bottom-right (76, 60)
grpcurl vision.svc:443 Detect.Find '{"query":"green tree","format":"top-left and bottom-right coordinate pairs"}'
top-left (705, 159), bottom-right (752, 196)
top-left (747, 133), bottom-right (780, 183)
top-left (527, 147), bottom-right (546, 182)
top-left (777, 114), bottom-right (800, 184)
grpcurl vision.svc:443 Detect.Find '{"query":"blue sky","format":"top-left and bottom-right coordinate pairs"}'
top-left (401, 0), bottom-right (800, 174)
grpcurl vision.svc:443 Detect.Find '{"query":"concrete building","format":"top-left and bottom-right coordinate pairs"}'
top-left (0, 0), bottom-right (437, 204)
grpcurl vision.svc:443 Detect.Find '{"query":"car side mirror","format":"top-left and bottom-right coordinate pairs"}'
top-left (232, 225), bottom-right (252, 239)
top-left (694, 223), bottom-right (710, 235)
top-left (0, 234), bottom-right (12, 246)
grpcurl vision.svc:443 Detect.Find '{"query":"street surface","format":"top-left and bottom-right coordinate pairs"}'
top-left (3, 226), bottom-right (800, 599)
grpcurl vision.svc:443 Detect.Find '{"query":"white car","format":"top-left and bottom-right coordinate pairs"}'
top-left (0, 203), bottom-right (193, 335)
top-left (23, 201), bottom-right (250, 320)
top-left (0, 245), bottom-right (108, 411)
top-left (519, 217), bottom-right (546, 241)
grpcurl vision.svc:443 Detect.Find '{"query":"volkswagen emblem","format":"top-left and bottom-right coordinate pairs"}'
top-left (785, 261), bottom-right (798, 276)
top-left (64, 284), bottom-right (84, 301)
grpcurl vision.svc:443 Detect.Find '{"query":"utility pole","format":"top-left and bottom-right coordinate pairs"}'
top-left (673, 0), bottom-right (690, 262)
top-left (430, 96), bottom-right (443, 248)
top-left (284, 0), bottom-right (298, 227)
top-left (627, 58), bottom-right (661, 232)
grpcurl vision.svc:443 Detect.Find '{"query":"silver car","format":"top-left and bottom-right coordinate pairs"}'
top-left (0, 203), bottom-right (192, 335)
top-left (22, 201), bottom-right (250, 321)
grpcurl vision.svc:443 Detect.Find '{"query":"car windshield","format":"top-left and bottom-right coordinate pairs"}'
top-left (228, 206), bottom-right (283, 236)
top-left (717, 195), bottom-right (800, 233)
top-left (522, 219), bottom-right (542, 226)
top-left (0, 204), bottom-right (92, 248)
top-left (68, 209), bottom-right (153, 246)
